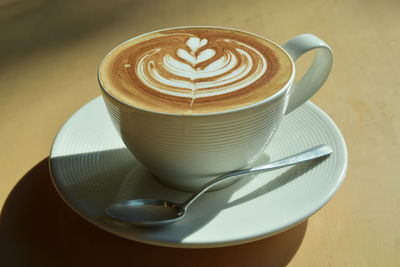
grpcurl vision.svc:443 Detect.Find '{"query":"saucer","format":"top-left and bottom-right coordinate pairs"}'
top-left (50, 96), bottom-right (347, 248)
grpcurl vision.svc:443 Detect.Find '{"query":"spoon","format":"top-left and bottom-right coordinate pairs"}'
top-left (106, 144), bottom-right (332, 226)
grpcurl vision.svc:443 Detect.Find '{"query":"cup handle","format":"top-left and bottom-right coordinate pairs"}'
top-left (282, 34), bottom-right (333, 114)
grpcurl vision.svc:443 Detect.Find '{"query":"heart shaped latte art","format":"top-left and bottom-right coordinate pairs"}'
top-left (135, 36), bottom-right (268, 103)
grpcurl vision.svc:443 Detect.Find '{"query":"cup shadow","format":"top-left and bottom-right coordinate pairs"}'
top-left (0, 157), bottom-right (308, 267)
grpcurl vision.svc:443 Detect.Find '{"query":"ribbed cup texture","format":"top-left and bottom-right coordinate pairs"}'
top-left (103, 93), bottom-right (287, 191)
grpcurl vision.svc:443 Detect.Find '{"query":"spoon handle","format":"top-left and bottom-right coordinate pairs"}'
top-left (182, 144), bottom-right (332, 209)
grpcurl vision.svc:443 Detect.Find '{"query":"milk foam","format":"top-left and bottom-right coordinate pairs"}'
top-left (136, 37), bottom-right (267, 100)
top-left (100, 27), bottom-right (293, 114)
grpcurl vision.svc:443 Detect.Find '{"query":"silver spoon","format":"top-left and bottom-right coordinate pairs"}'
top-left (106, 144), bottom-right (332, 226)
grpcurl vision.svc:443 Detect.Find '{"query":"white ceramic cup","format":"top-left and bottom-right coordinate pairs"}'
top-left (99, 27), bottom-right (333, 192)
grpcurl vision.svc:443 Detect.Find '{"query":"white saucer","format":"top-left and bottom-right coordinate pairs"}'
top-left (50, 96), bottom-right (347, 248)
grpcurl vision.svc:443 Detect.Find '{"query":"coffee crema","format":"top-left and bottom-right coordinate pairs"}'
top-left (99, 27), bottom-right (293, 114)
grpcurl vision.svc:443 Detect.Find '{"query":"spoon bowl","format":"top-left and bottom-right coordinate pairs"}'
top-left (106, 144), bottom-right (332, 226)
top-left (106, 199), bottom-right (185, 226)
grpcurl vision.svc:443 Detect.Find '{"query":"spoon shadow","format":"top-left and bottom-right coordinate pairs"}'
top-left (162, 154), bottom-right (327, 236)
top-left (226, 157), bottom-right (327, 209)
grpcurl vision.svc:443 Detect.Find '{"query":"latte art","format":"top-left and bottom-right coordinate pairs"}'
top-left (136, 37), bottom-right (267, 104)
top-left (99, 27), bottom-right (293, 114)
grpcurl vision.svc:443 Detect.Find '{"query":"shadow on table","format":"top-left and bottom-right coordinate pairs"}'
top-left (0, 157), bottom-right (308, 267)
top-left (0, 0), bottom-right (224, 66)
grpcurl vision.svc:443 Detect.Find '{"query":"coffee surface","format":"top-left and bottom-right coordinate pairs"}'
top-left (99, 27), bottom-right (292, 114)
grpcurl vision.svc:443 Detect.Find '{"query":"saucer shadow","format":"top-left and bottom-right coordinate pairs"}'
top-left (0, 158), bottom-right (307, 267)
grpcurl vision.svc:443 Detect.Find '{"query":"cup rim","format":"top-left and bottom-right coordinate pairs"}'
top-left (98, 26), bottom-right (295, 117)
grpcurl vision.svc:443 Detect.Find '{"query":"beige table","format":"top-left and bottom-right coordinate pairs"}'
top-left (1, 0), bottom-right (399, 266)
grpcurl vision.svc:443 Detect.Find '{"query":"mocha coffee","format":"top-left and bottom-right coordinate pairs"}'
top-left (99, 27), bottom-right (293, 114)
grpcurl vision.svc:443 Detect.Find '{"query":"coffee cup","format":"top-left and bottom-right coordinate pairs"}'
top-left (98, 26), bottom-right (333, 192)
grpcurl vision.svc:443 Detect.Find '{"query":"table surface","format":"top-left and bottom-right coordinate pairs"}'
top-left (1, 0), bottom-right (399, 266)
